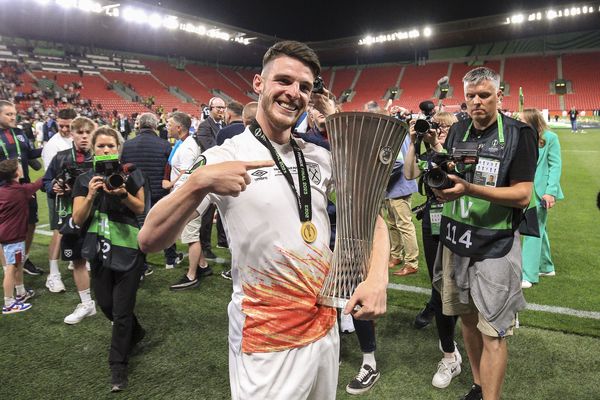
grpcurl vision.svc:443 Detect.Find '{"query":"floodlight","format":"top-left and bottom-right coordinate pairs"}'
top-left (423, 27), bottom-right (432, 37)
top-left (78, 0), bottom-right (101, 13)
top-left (163, 16), bottom-right (178, 30)
top-left (56, 0), bottom-right (77, 8)
top-left (408, 29), bottom-right (419, 38)
top-left (547, 10), bottom-right (558, 19)
top-left (35, 0), bottom-right (51, 5)
top-left (148, 13), bottom-right (162, 28)
top-left (510, 14), bottom-right (525, 23)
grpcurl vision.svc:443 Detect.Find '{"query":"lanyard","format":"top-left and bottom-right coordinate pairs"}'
top-left (0, 128), bottom-right (21, 160)
top-left (463, 113), bottom-right (504, 144)
top-left (250, 121), bottom-right (312, 223)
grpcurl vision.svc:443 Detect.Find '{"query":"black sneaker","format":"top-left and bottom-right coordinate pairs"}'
top-left (203, 249), bottom-right (217, 260)
top-left (144, 266), bottom-right (154, 276)
top-left (221, 269), bottom-right (232, 280)
top-left (462, 384), bottom-right (483, 400)
top-left (414, 302), bottom-right (435, 329)
top-left (110, 367), bottom-right (128, 392)
top-left (346, 364), bottom-right (380, 395)
top-left (169, 274), bottom-right (199, 291)
top-left (216, 242), bottom-right (229, 249)
top-left (175, 252), bottom-right (184, 264)
top-left (197, 265), bottom-right (213, 278)
top-left (23, 259), bottom-right (44, 276)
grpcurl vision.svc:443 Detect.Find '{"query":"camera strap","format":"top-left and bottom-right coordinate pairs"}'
top-left (249, 121), bottom-right (316, 243)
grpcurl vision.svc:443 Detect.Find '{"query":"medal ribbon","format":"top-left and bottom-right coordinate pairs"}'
top-left (249, 121), bottom-right (312, 223)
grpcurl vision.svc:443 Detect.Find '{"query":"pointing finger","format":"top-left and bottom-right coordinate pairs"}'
top-left (243, 160), bottom-right (275, 170)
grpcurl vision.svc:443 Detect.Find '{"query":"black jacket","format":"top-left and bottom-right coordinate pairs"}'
top-left (121, 129), bottom-right (171, 202)
top-left (196, 117), bottom-right (223, 151)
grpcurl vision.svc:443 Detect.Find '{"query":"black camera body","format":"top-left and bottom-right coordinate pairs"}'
top-left (414, 100), bottom-right (439, 136)
top-left (312, 76), bottom-right (325, 94)
top-left (421, 142), bottom-right (479, 190)
top-left (56, 163), bottom-right (87, 191)
top-left (94, 155), bottom-right (135, 191)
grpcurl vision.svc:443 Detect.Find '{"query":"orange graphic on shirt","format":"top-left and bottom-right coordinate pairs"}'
top-left (241, 244), bottom-right (337, 353)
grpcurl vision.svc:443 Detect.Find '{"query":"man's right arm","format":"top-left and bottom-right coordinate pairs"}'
top-left (139, 160), bottom-right (274, 252)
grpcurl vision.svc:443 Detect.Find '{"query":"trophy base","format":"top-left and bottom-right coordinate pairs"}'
top-left (317, 295), bottom-right (349, 309)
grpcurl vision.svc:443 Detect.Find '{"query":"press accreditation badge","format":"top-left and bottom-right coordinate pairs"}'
top-left (473, 157), bottom-right (500, 187)
top-left (429, 204), bottom-right (443, 235)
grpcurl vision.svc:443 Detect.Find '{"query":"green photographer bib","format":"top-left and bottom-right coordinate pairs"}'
top-left (440, 116), bottom-right (518, 258)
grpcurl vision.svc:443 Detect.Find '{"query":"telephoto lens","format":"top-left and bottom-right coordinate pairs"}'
top-left (424, 168), bottom-right (454, 190)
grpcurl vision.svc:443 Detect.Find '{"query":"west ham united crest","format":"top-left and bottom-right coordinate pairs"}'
top-left (306, 162), bottom-right (321, 185)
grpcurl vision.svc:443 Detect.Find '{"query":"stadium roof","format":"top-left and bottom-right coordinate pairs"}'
top-left (141, 0), bottom-right (587, 42)
top-left (1, 0), bottom-right (599, 66)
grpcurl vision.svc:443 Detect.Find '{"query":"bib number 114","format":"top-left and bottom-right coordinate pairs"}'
top-left (445, 223), bottom-right (473, 248)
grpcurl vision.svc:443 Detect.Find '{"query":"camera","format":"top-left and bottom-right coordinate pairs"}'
top-left (421, 142), bottom-right (479, 190)
top-left (312, 76), bottom-right (324, 94)
top-left (93, 154), bottom-right (136, 191)
top-left (414, 100), bottom-right (439, 135)
top-left (55, 163), bottom-right (88, 191)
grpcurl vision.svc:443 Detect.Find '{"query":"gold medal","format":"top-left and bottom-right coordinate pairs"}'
top-left (301, 221), bottom-right (317, 243)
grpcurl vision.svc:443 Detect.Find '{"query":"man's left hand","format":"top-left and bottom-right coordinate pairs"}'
top-left (344, 278), bottom-right (387, 320)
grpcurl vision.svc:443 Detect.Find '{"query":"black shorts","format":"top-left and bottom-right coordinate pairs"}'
top-left (28, 195), bottom-right (38, 225)
top-left (60, 234), bottom-right (85, 261)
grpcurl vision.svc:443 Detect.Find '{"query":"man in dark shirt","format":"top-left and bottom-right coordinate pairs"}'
top-left (431, 67), bottom-right (537, 400)
top-left (0, 100), bottom-right (44, 275)
top-left (216, 101), bottom-right (244, 146)
top-left (121, 112), bottom-right (178, 270)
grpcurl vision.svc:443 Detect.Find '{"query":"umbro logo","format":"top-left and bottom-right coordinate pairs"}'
top-left (251, 169), bottom-right (268, 181)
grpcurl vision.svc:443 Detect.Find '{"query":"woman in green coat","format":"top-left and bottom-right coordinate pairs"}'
top-left (520, 109), bottom-right (564, 288)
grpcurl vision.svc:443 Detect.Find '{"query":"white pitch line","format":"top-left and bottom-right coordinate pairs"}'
top-left (387, 283), bottom-right (600, 320)
top-left (34, 229), bottom-right (53, 237)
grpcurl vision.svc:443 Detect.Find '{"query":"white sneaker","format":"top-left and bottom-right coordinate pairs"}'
top-left (340, 312), bottom-right (355, 333)
top-left (46, 274), bottom-right (66, 293)
top-left (432, 349), bottom-right (462, 388)
top-left (521, 280), bottom-right (533, 289)
top-left (67, 262), bottom-right (74, 271)
top-left (539, 271), bottom-right (556, 277)
top-left (165, 263), bottom-right (175, 269)
top-left (64, 301), bottom-right (97, 324)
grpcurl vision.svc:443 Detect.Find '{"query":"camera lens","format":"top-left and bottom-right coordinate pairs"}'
top-left (425, 168), bottom-right (454, 190)
top-left (414, 119), bottom-right (431, 134)
top-left (106, 174), bottom-right (124, 191)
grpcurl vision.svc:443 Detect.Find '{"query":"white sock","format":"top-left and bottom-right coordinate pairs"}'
top-left (49, 260), bottom-right (60, 276)
top-left (79, 288), bottom-right (92, 304)
top-left (15, 284), bottom-right (26, 297)
top-left (5, 297), bottom-right (15, 307)
top-left (444, 352), bottom-right (456, 361)
top-left (363, 352), bottom-right (376, 369)
top-left (2, 265), bottom-right (6, 273)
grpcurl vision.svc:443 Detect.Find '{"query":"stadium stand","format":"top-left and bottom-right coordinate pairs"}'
top-left (502, 56), bottom-right (560, 111)
top-left (563, 52), bottom-right (600, 111)
top-left (349, 65), bottom-right (402, 109)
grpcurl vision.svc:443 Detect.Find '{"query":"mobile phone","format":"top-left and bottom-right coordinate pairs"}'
top-left (540, 198), bottom-right (547, 208)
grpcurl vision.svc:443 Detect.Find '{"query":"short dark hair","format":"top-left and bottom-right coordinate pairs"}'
top-left (170, 111), bottom-right (191, 132)
top-left (0, 158), bottom-right (19, 181)
top-left (57, 108), bottom-right (77, 120)
top-left (262, 40), bottom-right (321, 79)
top-left (226, 101), bottom-right (244, 117)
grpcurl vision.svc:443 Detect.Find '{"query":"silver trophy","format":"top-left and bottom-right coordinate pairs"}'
top-left (317, 112), bottom-right (408, 308)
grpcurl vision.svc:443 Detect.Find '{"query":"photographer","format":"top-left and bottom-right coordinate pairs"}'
top-left (430, 67), bottom-right (537, 400)
top-left (72, 126), bottom-right (146, 392)
top-left (42, 116), bottom-right (96, 324)
top-left (404, 111), bottom-right (463, 389)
